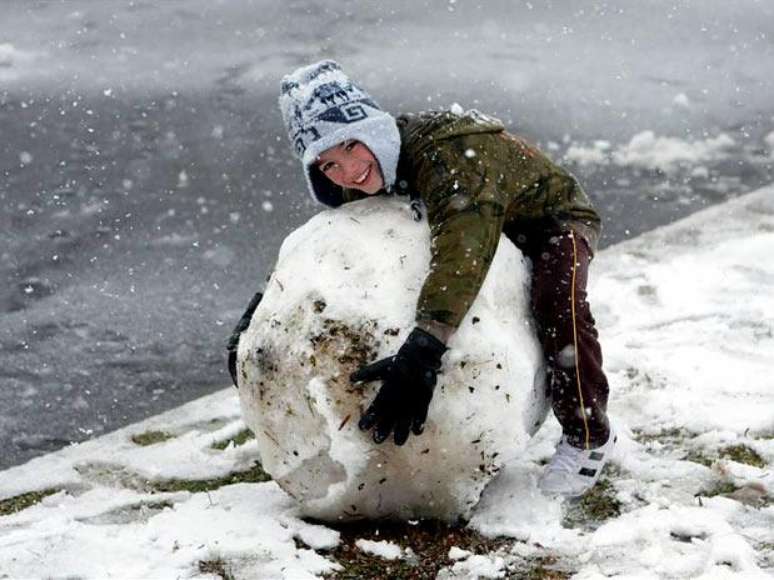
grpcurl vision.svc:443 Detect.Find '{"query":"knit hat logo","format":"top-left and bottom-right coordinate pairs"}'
top-left (285, 80), bottom-right (376, 157)
top-left (278, 60), bottom-right (401, 207)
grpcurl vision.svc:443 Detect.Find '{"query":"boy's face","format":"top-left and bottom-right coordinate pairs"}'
top-left (315, 140), bottom-right (384, 194)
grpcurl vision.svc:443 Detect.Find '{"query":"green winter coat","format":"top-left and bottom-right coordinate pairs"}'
top-left (341, 109), bottom-right (602, 334)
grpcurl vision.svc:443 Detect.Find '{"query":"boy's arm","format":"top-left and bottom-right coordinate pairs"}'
top-left (349, 132), bottom-right (512, 445)
top-left (414, 198), bottom-right (507, 341)
top-left (413, 132), bottom-right (535, 342)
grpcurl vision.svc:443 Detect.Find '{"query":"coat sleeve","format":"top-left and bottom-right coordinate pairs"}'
top-left (413, 132), bottom-right (532, 332)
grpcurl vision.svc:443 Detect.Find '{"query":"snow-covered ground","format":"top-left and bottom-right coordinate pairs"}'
top-left (1, 185), bottom-right (772, 579)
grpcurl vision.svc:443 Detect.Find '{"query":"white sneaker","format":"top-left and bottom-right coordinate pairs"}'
top-left (538, 429), bottom-right (618, 497)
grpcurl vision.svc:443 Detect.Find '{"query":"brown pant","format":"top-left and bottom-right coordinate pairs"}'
top-left (504, 220), bottom-right (610, 449)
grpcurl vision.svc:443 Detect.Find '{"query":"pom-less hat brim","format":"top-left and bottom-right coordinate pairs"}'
top-left (301, 114), bottom-right (401, 207)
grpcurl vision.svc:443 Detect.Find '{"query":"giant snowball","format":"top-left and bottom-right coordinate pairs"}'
top-left (237, 197), bottom-right (548, 522)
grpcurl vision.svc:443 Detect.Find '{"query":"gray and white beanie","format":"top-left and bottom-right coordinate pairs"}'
top-left (278, 60), bottom-right (401, 207)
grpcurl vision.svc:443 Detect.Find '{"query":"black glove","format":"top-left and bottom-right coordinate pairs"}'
top-left (226, 291), bottom-right (263, 388)
top-left (350, 327), bottom-right (447, 446)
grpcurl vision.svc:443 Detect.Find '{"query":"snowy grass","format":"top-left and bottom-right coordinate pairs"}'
top-left (1, 186), bottom-right (773, 578)
top-left (719, 445), bottom-right (767, 469)
top-left (320, 518), bottom-right (571, 579)
top-left (0, 488), bottom-right (60, 516)
top-left (147, 461), bottom-right (270, 494)
top-left (560, 471), bottom-right (623, 531)
top-left (211, 428), bottom-right (255, 451)
top-left (130, 429), bottom-right (175, 446)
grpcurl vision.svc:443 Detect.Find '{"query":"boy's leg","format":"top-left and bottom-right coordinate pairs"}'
top-left (528, 229), bottom-right (610, 449)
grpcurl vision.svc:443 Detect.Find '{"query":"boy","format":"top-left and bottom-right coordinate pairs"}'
top-left (231, 60), bottom-right (616, 497)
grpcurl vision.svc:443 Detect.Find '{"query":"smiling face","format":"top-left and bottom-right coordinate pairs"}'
top-left (315, 139), bottom-right (385, 194)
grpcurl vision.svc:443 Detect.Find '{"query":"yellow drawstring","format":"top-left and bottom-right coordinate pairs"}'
top-left (570, 230), bottom-right (591, 451)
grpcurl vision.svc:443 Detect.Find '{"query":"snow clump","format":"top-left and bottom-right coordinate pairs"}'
top-left (564, 131), bottom-right (735, 173)
top-left (355, 538), bottom-right (403, 560)
top-left (765, 130), bottom-right (774, 158)
top-left (237, 197), bottom-right (548, 521)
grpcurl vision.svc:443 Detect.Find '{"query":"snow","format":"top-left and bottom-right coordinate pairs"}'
top-left (564, 130), bottom-right (736, 173)
top-left (468, 185), bottom-right (774, 576)
top-left (237, 197), bottom-right (548, 521)
top-left (355, 538), bottom-right (403, 560)
top-left (449, 102), bottom-right (465, 116)
top-left (441, 554), bottom-right (505, 579)
top-left (0, 43), bottom-right (37, 82)
top-left (612, 131), bottom-right (736, 173)
top-left (673, 93), bottom-right (692, 108)
top-left (0, 392), bottom-right (340, 579)
top-left (592, 187), bottom-right (774, 436)
top-left (0, 43), bottom-right (17, 66)
top-left (2, 186), bottom-right (774, 577)
top-left (448, 546), bottom-right (473, 560)
top-left (564, 140), bottom-right (612, 166)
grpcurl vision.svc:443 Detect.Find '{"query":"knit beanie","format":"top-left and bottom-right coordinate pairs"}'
top-left (278, 60), bottom-right (401, 207)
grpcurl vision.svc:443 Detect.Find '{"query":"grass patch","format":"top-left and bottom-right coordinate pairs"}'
top-left (682, 443), bottom-right (767, 469)
top-left (631, 426), bottom-right (684, 443)
top-left (131, 430), bottom-right (175, 446)
top-left (719, 444), bottom-right (766, 468)
top-left (148, 461), bottom-right (270, 493)
top-left (696, 481), bottom-right (771, 508)
top-left (756, 542), bottom-right (774, 569)
top-left (562, 471), bottom-right (622, 530)
top-left (697, 480), bottom-right (739, 499)
top-left (77, 499), bottom-right (176, 525)
top-left (683, 449), bottom-right (714, 467)
top-left (0, 489), bottom-right (60, 516)
top-left (198, 557), bottom-right (235, 580)
top-left (320, 518), bottom-right (512, 579)
top-left (518, 555), bottom-right (571, 580)
top-left (630, 426), bottom-right (690, 445)
top-left (131, 499), bottom-right (174, 511)
top-left (211, 428), bottom-right (255, 450)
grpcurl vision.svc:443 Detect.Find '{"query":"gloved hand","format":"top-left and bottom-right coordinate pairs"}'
top-left (350, 327), bottom-right (447, 445)
top-left (226, 291), bottom-right (263, 388)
